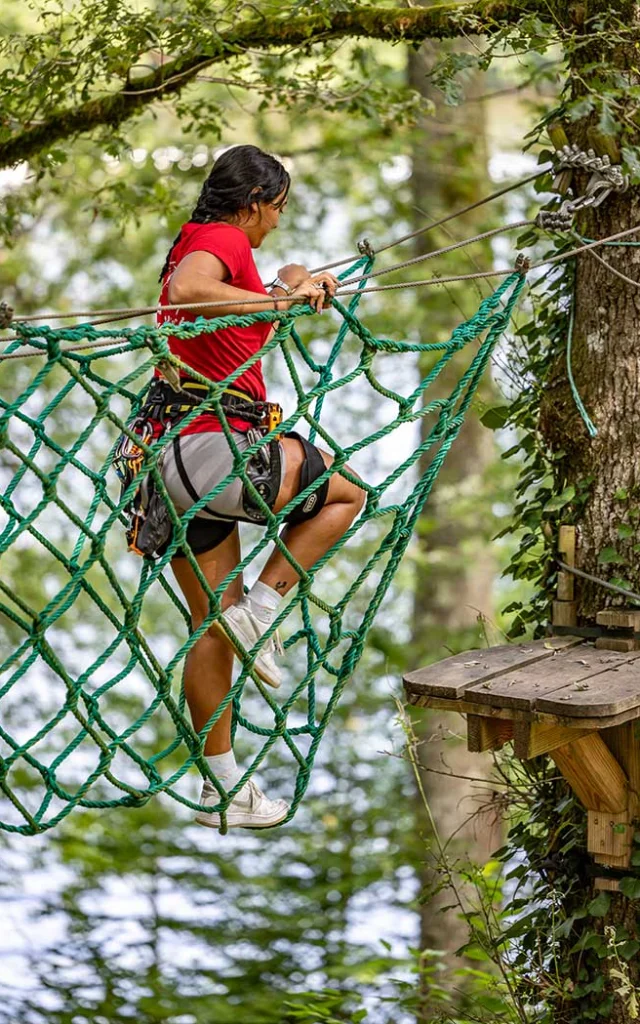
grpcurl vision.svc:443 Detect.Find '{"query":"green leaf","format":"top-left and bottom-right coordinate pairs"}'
top-left (570, 932), bottom-right (606, 954)
top-left (614, 488), bottom-right (629, 501)
top-left (480, 405), bottom-right (510, 430)
top-left (597, 546), bottom-right (625, 565)
top-left (543, 486), bottom-right (575, 512)
top-left (500, 444), bottom-right (521, 460)
top-left (619, 939), bottom-right (640, 961)
top-left (588, 891), bottom-right (611, 917)
top-left (617, 523), bottom-right (635, 539)
top-left (619, 877), bottom-right (640, 899)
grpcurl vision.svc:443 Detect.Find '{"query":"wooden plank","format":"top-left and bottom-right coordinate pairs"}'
top-left (407, 695), bottom-right (518, 716)
top-left (406, 694), bottom-right (640, 732)
top-left (464, 645), bottom-right (632, 712)
top-left (550, 734), bottom-right (628, 813)
top-left (513, 720), bottom-right (593, 759)
top-left (596, 609), bottom-right (640, 631)
top-left (587, 810), bottom-right (631, 860)
top-left (402, 636), bottom-right (583, 700)
top-left (535, 657), bottom-right (640, 718)
top-left (467, 716), bottom-right (513, 753)
top-left (594, 852), bottom-right (629, 867)
top-left (595, 637), bottom-right (636, 653)
top-left (593, 877), bottom-right (621, 892)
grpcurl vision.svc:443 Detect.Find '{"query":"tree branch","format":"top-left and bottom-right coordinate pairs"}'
top-left (0, 1), bottom-right (541, 169)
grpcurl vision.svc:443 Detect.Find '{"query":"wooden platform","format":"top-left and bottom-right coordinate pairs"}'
top-left (404, 636), bottom-right (640, 886)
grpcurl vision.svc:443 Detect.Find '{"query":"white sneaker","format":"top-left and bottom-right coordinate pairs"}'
top-left (213, 600), bottom-right (283, 689)
top-left (195, 779), bottom-right (289, 829)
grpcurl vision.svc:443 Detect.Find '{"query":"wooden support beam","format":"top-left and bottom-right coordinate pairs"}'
top-left (512, 720), bottom-right (592, 759)
top-left (587, 810), bottom-right (630, 860)
top-left (595, 636), bottom-right (636, 653)
top-left (604, 721), bottom-right (640, 820)
top-left (593, 877), bottom-right (621, 892)
top-left (550, 734), bottom-right (628, 814)
top-left (467, 715), bottom-right (513, 753)
top-left (594, 851), bottom-right (629, 867)
top-left (597, 720), bottom-right (640, 869)
top-left (596, 609), bottom-right (640, 631)
top-left (552, 601), bottom-right (578, 628)
top-left (595, 610), bottom-right (640, 652)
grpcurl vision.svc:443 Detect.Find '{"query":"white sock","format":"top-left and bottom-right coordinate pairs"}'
top-left (246, 580), bottom-right (282, 625)
top-left (205, 751), bottom-right (243, 789)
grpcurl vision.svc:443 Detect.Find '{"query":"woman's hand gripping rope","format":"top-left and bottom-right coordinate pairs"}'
top-left (275, 264), bottom-right (339, 313)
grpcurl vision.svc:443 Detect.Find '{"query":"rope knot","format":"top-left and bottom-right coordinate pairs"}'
top-left (46, 335), bottom-right (61, 360)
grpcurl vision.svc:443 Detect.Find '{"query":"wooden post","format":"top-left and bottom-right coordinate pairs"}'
top-left (585, 127), bottom-right (622, 164)
top-left (553, 526), bottom-right (577, 628)
top-left (548, 122), bottom-right (573, 194)
top-left (467, 716), bottom-right (513, 753)
top-left (595, 720), bottom-right (640, 869)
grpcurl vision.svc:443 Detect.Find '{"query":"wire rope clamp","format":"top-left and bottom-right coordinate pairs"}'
top-left (0, 301), bottom-right (14, 329)
top-left (515, 253), bottom-right (530, 276)
top-left (357, 238), bottom-right (375, 259)
top-left (536, 205), bottom-right (575, 232)
top-left (542, 144), bottom-right (629, 232)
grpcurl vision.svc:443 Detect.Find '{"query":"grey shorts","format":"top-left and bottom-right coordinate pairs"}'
top-left (161, 429), bottom-right (286, 521)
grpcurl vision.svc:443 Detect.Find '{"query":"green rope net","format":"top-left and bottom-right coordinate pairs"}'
top-left (0, 256), bottom-right (525, 834)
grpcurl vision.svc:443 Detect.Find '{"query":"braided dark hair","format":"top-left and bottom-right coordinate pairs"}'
top-left (159, 145), bottom-right (290, 281)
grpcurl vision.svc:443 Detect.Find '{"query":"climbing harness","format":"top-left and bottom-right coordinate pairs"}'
top-left (113, 374), bottom-right (286, 556)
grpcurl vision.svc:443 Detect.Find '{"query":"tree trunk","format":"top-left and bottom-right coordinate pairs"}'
top-left (537, 2), bottom-right (640, 1016)
top-left (407, 32), bottom-right (504, 1001)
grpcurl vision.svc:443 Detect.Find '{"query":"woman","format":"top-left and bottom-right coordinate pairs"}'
top-left (157, 145), bottom-right (365, 829)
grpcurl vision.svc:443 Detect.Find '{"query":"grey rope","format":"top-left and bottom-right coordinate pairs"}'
top-left (337, 221), bottom-right (533, 288)
top-left (5, 169), bottom-right (553, 330)
top-left (7, 222), bottom-right (530, 328)
top-left (580, 239), bottom-right (640, 289)
top-left (529, 224), bottom-right (640, 271)
top-left (557, 561), bottom-right (640, 605)
top-left (310, 165), bottom-right (553, 273)
top-left (4, 224), bottom-right (640, 356)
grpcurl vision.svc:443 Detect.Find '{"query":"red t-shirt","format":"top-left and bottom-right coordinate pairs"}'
top-left (156, 222), bottom-right (270, 434)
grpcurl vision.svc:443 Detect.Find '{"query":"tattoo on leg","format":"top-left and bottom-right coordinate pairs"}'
top-left (275, 581), bottom-right (288, 591)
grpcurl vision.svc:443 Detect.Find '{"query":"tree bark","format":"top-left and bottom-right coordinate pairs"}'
top-left (537, 2), bottom-right (640, 1017)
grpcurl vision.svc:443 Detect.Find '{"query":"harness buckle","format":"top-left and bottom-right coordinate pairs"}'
top-left (262, 402), bottom-right (283, 434)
